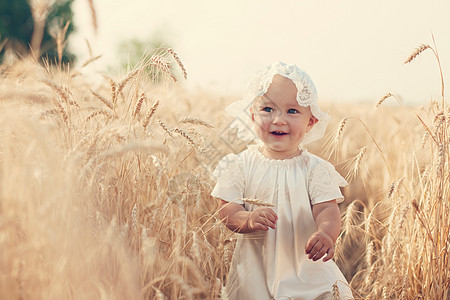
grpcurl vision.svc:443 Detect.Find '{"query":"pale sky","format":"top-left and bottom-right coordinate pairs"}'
top-left (72, 0), bottom-right (450, 105)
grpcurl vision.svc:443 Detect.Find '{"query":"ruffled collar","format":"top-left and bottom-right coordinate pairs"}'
top-left (247, 145), bottom-right (308, 165)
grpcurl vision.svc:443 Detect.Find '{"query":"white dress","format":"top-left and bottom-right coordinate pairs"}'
top-left (211, 145), bottom-right (353, 300)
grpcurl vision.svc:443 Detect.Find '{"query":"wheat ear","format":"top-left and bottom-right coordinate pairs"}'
top-left (376, 93), bottom-right (393, 107)
top-left (133, 93), bottom-right (146, 117)
top-left (178, 117), bottom-right (214, 128)
top-left (42, 79), bottom-right (79, 107)
top-left (239, 198), bottom-right (274, 207)
top-left (173, 128), bottom-right (198, 147)
top-left (143, 100), bottom-right (159, 129)
top-left (148, 55), bottom-right (177, 82)
top-left (89, 89), bottom-right (113, 110)
top-left (158, 120), bottom-right (173, 137)
top-left (167, 48), bottom-right (187, 79)
top-left (86, 110), bottom-right (111, 122)
top-left (117, 69), bottom-right (139, 94)
top-left (404, 44), bottom-right (431, 64)
top-left (104, 75), bottom-right (117, 104)
top-left (54, 100), bottom-right (69, 125)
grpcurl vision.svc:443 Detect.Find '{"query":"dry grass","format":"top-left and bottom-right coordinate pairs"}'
top-left (0, 54), bottom-right (231, 299)
top-left (335, 42), bottom-right (449, 299)
top-left (0, 41), bottom-right (448, 300)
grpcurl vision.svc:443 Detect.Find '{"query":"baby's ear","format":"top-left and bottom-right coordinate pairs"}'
top-left (308, 116), bottom-right (318, 129)
top-left (249, 106), bottom-right (255, 121)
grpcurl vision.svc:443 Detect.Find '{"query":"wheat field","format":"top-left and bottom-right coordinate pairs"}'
top-left (0, 44), bottom-right (448, 299)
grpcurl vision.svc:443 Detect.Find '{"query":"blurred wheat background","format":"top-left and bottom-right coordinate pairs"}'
top-left (0, 1), bottom-right (449, 299)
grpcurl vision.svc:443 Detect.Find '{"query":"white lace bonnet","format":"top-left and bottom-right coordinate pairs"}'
top-left (225, 61), bottom-right (330, 146)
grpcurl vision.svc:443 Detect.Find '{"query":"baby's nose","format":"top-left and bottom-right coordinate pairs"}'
top-left (272, 113), bottom-right (287, 124)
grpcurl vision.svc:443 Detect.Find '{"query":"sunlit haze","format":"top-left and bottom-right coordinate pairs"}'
top-left (72, 0), bottom-right (450, 105)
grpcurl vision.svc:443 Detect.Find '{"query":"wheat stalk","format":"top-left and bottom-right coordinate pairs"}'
top-left (55, 21), bottom-right (70, 67)
top-left (167, 48), bottom-right (187, 80)
top-left (396, 203), bottom-right (410, 231)
top-left (134, 93), bottom-right (146, 117)
top-left (117, 69), bottom-right (139, 95)
top-left (146, 54), bottom-right (177, 82)
top-left (173, 128), bottom-right (198, 147)
top-left (104, 75), bottom-right (117, 104)
top-left (332, 282), bottom-right (341, 300)
top-left (376, 93), bottom-right (393, 108)
top-left (131, 203), bottom-right (138, 230)
top-left (335, 118), bottom-right (347, 144)
top-left (421, 130), bottom-right (429, 148)
top-left (416, 113), bottom-right (438, 145)
top-left (29, 0), bottom-right (50, 58)
top-left (178, 117), bottom-right (214, 128)
top-left (143, 100), bottom-right (159, 129)
top-left (54, 99), bottom-right (69, 125)
top-left (365, 263), bottom-right (376, 287)
top-left (42, 79), bottom-right (79, 107)
top-left (342, 202), bottom-right (357, 234)
top-left (404, 44), bottom-right (431, 64)
top-left (365, 241), bottom-right (375, 266)
top-left (388, 177), bottom-right (403, 198)
top-left (85, 110), bottom-right (111, 122)
top-left (150, 55), bottom-right (171, 71)
top-left (80, 55), bottom-right (102, 68)
top-left (158, 120), bottom-right (173, 137)
top-left (348, 146), bottom-right (367, 181)
top-left (89, 89), bottom-right (113, 110)
top-left (238, 198), bottom-right (274, 207)
top-left (191, 231), bottom-right (201, 262)
top-left (364, 209), bottom-right (375, 237)
top-left (400, 272), bottom-right (408, 299)
top-left (381, 287), bottom-right (389, 300)
top-left (87, 0), bottom-right (97, 34)
top-left (436, 143), bottom-right (445, 173)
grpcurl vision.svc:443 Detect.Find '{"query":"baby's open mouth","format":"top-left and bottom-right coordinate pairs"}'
top-left (271, 131), bottom-right (287, 136)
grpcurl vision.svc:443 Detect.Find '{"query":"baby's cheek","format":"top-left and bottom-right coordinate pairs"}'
top-left (253, 115), bottom-right (269, 126)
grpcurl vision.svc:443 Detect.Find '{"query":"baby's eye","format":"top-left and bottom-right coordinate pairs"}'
top-left (262, 107), bottom-right (273, 112)
top-left (287, 109), bottom-right (299, 114)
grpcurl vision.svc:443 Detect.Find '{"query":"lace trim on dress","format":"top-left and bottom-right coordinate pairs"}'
top-left (308, 161), bottom-right (348, 202)
top-left (213, 154), bottom-right (245, 195)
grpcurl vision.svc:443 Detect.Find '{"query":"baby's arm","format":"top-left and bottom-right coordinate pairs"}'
top-left (305, 200), bottom-right (341, 262)
top-left (218, 200), bottom-right (278, 233)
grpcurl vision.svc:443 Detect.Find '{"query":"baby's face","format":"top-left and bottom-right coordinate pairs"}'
top-left (251, 74), bottom-right (317, 159)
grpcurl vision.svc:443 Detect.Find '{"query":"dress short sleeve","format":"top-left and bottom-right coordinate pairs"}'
top-left (211, 153), bottom-right (245, 204)
top-left (308, 161), bottom-right (348, 205)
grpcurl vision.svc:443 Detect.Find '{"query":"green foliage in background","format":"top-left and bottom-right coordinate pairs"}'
top-left (0, 0), bottom-right (76, 64)
top-left (116, 33), bottom-right (174, 81)
top-left (118, 34), bottom-right (167, 71)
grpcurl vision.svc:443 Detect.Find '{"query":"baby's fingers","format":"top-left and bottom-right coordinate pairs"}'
top-left (248, 211), bottom-right (276, 231)
top-left (306, 240), bottom-right (324, 260)
top-left (305, 237), bottom-right (318, 255)
top-left (312, 245), bottom-right (328, 261)
top-left (262, 211), bottom-right (277, 228)
top-left (257, 208), bottom-right (278, 223)
top-left (257, 213), bottom-right (277, 230)
top-left (249, 221), bottom-right (267, 231)
top-left (322, 247), bottom-right (335, 262)
top-left (253, 220), bottom-right (274, 231)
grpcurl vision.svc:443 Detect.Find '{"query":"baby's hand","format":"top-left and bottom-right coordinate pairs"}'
top-left (305, 231), bottom-right (334, 262)
top-left (247, 207), bottom-right (278, 232)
